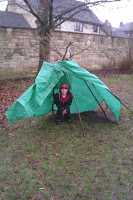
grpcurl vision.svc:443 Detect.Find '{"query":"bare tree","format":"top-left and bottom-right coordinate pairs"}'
top-left (8, 0), bottom-right (122, 70)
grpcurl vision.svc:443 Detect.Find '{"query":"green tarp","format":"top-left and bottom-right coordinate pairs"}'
top-left (5, 60), bottom-right (121, 124)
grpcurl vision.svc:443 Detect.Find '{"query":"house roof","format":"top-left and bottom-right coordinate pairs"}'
top-left (28, 0), bottom-right (39, 13)
top-left (101, 25), bottom-right (128, 38)
top-left (65, 8), bottom-right (103, 25)
top-left (0, 11), bottom-right (31, 29)
top-left (27, 0), bottom-right (103, 25)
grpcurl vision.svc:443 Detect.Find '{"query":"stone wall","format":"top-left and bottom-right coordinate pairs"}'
top-left (0, 28), bottom-right (133, 80)
top-left (0, 27), bottom-right (39, 80)
top-left (51, 31), bottom-right (133, 70)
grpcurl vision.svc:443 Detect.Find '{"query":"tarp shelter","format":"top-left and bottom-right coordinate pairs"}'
top-left (5, 60), bottom-right (121, 124)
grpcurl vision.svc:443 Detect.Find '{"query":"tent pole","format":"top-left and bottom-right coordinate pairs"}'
top-left (107, 90), bottom-right (133, 114)
top-left (67, 74), bottom-right (86, 137)
top-left (84, 81), bottom-right (109, 121)
top-left (116, 97), bottom-right (133, 107)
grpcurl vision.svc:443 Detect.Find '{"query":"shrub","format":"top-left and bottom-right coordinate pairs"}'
top-left (118, 58), bottom-right (133, 74)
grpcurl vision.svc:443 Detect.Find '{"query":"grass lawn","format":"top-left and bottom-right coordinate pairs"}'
top-left (0, 74), bottom-right (133, 200)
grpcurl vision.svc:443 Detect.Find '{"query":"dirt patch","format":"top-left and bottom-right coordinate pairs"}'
top-left (91, 68), bottom-right (132, 76)
top-left (0, 78), bottom-right (35, 124)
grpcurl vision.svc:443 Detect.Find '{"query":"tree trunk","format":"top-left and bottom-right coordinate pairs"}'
top-left (38, 25), bottom-right (50, 73)
top-left (37, 0), bottom-right (51, 73)
top-left (128, 37), bottom-right (133, 74)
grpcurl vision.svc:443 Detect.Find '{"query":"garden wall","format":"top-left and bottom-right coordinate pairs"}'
top-left (0, 27), bottom-right (39, 80)
top-left (51, 31), bottom-right (133, 70)
top-left (0, 27), bottom-right (133, 80)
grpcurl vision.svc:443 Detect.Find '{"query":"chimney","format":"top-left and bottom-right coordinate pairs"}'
top-left (104, 20), bottom-right (111, 27)
top-left (120, 22), bottom-right (123, 27)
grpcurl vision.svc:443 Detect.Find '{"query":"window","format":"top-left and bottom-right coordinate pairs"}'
top-left (55, 19), bottom-right (61, 29)
top-left (93, 25), bottom-right (98, 33)
top-left (74, 22), bottom-right (83, 32)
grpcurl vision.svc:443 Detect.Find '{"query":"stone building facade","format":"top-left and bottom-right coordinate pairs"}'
top-left (7, 0), bottom-right (106, 35)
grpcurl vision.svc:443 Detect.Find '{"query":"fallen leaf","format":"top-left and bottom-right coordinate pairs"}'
top-left (35, 158), bottom-right (40, 163)
top-left (76, 177), bottom-right (80, 181)
top-left (55, 153), bottom-right (61, 157)
top-left (23, 154), bottom-right (31, 158)
top-left (82, 192), bottom-right (87, 197)
top-left (8, 133), bottom-right (15, 137)
top-left (0, 192), bottom-right (5, 198)
top-left (37, 172), bottom-right (43, 176)
top-left (49, 160), bottom-right (53, 164)
top-left (29, 173), bottom-right (33, 177)
top-left (39, 188), bottom-right (45, 190)
top-left (86, 152), bottom-right (90, 155)
top-left (96, 166), bottom-right (100, 170)
top-left (38, 180), bottom-right (43, 185)
top-left (68, 170), bottom-right (73, 173)
top-left (33, 165), bottom-right (37, 170)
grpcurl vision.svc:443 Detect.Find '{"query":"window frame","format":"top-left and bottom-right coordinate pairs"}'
top-left (93, 25), bottom-right (98, 33)
top-left (55, 18), bottom-right (61, 29)
top-left (74, 21), bottom-right (83, 32)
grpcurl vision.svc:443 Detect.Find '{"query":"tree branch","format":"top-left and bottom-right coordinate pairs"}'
top-left (23, 0), bottom-right (44, 25)
top-left (62, 42), bottom-right (74, 61)
top-left (53, 0), bottom-right (121, 30)
top-left (68, 48), bottom-right (89, 59)
top-left (53, 0), bottom-right (121, 24)
top-left (53, 7), bottom-right (87, 30)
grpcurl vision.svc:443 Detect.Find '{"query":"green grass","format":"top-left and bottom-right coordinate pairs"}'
top-left (0, 74), bottom-right (133, 200)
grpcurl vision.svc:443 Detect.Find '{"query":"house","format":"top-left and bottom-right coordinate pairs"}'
top-left (120, 22), bottom-right (133, 38)
top-left (101, 20), bottom-right (128, 38)
top-left (6, 0), bottom-right (128, 38)
top-left (6, 0), bottom-right (106, 35)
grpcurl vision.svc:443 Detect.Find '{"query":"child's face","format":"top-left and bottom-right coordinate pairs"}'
top-left (61, 88), bottom-right (68, 95)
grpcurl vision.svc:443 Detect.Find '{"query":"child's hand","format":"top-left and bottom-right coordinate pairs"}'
top-left (62, 109), bottom-right (67, 115)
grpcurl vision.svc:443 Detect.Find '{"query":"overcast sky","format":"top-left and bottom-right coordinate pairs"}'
top-left (0, 0), bottom-right (133, 28)
top-left (91, 0), bottom-right (133, 27)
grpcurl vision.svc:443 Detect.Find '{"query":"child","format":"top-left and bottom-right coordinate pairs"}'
top-left (54, 83), bottom-right (73, 125)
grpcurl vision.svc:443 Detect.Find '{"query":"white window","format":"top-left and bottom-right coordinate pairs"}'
top-left (55, 19), bottom-right (61, 29)
top-left (93, 25), bottom-right (98, 33)
top-left (74, 22), bottom-right (83, 32)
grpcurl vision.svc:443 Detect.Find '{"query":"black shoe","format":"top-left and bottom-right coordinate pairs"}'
top-left (56, 120), bottom-right (62, 125)
top-left (66, 119), bottom-right (72, 123)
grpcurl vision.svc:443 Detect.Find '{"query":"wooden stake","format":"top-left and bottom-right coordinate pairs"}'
top-left (67, 74), bottom-right (86, 137)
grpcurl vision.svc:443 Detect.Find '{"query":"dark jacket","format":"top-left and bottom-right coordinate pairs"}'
top-left (54, 90), bottom-right (73, 111)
